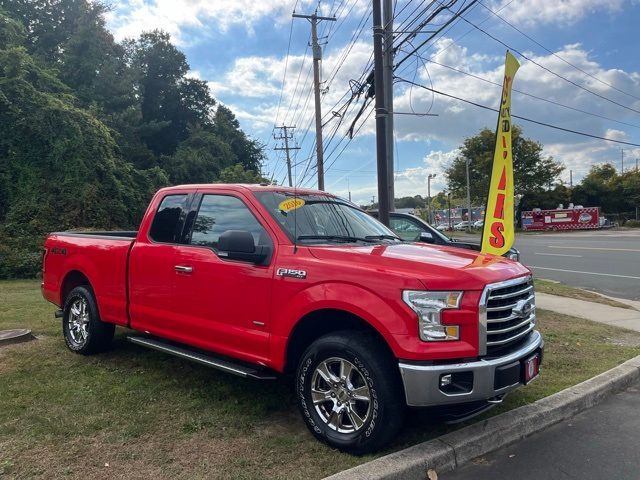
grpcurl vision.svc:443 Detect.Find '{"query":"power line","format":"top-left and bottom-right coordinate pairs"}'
top-left (452, 13), bottom-right (640, 116)
top-left (394, 0), bottom-right (515, 81)
top-left (273, 16), bottom-right (296, 127)
top-left (392, 0), bottom-right (452, 54)
top-left (477, 0), bottom-right (640, 102)
top-left (273, 125), bottom-right (301, 186)
top-left (394, 0), bottom-right (479, 69)
top-left (406, 53), bottom-right (640, 130)
top-left (395, 76), bottom-right (640, 147)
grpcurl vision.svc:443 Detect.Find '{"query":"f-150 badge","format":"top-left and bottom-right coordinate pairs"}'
top-left (277, 268), bottom-right (307, 279)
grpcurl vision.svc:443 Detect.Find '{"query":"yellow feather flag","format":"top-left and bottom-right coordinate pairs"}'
top-left (481, 51), bottom-right (520, 256)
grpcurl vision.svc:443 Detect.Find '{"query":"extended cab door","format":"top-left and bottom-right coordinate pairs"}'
top-left (169, 191), bottom-right (275, 363)
top-left (128, 192), bottom-right (193, 335)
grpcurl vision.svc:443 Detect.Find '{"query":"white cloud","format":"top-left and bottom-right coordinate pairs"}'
top-left (331, 150), bottom-right (459, 204)
top-left (491, 0), bottom-right (628, 26)
top-left (208, 40), bottom-right (375, 135)
top-left (107, 0), bottom-right (305, 43)
top-left (390, 39), bottom-right (640, 148)
top-left (212, 33), bottom-right (640, 192)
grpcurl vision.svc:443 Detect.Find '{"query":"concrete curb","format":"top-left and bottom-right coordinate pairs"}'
top-left (324, 355), bottom-right (640, 480)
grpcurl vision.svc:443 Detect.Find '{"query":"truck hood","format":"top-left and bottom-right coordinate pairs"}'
top-left (308, 242), bottom-right (530, 290)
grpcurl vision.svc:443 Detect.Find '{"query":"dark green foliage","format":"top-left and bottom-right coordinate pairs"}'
top-left (217, 164), bottom-right (271, 184)
top-left (445, 126), bottom-right (565, 203)
top-left (0, 3), bottom-right (265, 278)
top-left (520, 184), bottom-right (572, 212)
top-left (571, 165), bottom-right (640, 219)
top-left (394, 195), bottom-right (427, 209)
top-left (211, 105), bottom-right (265, 172)
top-left (162, 128), bottom-right (235, 184)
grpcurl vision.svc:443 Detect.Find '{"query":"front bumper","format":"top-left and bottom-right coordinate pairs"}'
top-left (399, 330), bottom-right (544, 407)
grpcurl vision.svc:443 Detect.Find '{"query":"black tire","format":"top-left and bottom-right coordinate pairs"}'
top-left (62, 285), bottom-right (114, 355)
top-left (296, 330), bottom-right (406, 454)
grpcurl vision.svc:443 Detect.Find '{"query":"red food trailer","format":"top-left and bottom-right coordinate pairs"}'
top-left (521, 206), bottom-right (600, 231)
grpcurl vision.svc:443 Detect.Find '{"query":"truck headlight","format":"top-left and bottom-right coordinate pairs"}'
top-left (402, 290), bottom-right (462, 341)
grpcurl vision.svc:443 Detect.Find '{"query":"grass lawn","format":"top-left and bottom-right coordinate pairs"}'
top-left (535, 278), bottom-right (634, 310)
top-left (1, 280), bottom-right (640, 479)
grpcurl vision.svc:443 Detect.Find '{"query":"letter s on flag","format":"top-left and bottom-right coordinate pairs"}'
top-left (481, 51), bottom-right (520, 257)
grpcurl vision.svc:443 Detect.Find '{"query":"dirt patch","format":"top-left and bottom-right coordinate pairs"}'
top-left (608, 335), bottom-right (640, 347)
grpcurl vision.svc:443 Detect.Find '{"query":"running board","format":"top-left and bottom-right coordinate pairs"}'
top-left (127, 336), bottom-right (277, 380)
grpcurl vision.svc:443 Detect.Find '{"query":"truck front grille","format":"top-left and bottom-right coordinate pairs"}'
top-left (480, 276), bottom-right (536, 356)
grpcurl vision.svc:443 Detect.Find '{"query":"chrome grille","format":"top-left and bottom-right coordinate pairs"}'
top-left (479, 276), bottom-right (536, 356)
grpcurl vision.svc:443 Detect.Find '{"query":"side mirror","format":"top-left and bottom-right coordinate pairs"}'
top-left (419, 232), bottom-right (435, 244)
top-left (217, 230), bottom-right (270, 264)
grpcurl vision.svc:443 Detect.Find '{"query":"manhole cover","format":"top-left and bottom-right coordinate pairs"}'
top-left (0, 329), bottom-right (35, 346)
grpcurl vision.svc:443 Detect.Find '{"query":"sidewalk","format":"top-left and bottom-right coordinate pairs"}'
top-left (441, 386), bottom-right (640, 480)
top-left (536, 292), bottom-right (640, 333)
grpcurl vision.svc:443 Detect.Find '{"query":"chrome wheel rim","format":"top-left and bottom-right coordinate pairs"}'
top-left (68, 298), bottom-right (89, 345)
top-left (311, 357), bottom-right (372, 433)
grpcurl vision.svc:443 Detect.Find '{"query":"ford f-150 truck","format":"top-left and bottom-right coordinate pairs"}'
top-left (42, 184), bottom-right (542, 454)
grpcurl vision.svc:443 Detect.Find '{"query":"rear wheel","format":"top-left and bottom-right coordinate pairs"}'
top-left (296, 331), bottom-right (405, 454)
top-left (63, 286), bottom-right (114, 354)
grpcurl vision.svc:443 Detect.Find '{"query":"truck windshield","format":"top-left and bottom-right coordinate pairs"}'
top-left (254, 192), bottom-right (400, 244)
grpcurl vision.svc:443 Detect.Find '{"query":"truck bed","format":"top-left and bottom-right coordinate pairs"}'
top-left (43, 231), bottom-right (137, 326)
top-left (51, 230), bottom-right (138, 240)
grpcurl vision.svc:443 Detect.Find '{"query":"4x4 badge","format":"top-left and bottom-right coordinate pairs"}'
top-left (277, 268), bottom-right (307, 279)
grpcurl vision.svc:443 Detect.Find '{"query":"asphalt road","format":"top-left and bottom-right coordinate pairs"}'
top-left (454, 230), bottom-right (640, 300)
top-left (441, 386), bottom-right (640, 480)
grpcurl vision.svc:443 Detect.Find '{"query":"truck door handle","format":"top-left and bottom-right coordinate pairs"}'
top-left (174, 265), bottom-right (193, 273)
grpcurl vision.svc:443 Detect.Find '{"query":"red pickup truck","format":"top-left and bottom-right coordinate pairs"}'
top-left (42, 184), bottom-right (542, 453)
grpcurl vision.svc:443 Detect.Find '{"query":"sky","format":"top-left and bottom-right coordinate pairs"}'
top-left (106, 0), bottom-right (640, 205)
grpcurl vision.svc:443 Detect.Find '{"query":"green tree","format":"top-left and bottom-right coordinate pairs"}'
top-left (572, 164), bottom-right (639, 215)
top-left (0, 21), bottom-right (167, 277)
top-left (162, 128), bottom-right (235, 184)
top-left (0, 4), bottom-right (266, 278)
top-left (129, 30), bottom-right (216, 156)
top-left (394, 195), bottom-right (426, 209)
top-left (520, 184), bottom-right (572, 212)
top-left (445, 126), bottom-right (564, 204)
top-left (212, 105), bottom-right (264, 172)
top-left (0, 0), bottom-right (89, 64)
top-left (217, 164), bottom-right (270, 184)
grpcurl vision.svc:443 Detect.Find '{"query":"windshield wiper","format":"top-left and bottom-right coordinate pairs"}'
top-left (365, 234), bottom-right (401, 241)
top-left (296, 235), bottom-right (376, 243)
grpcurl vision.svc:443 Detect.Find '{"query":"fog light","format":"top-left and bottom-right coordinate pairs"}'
top-left (439, 371), bottom-right (474, 395)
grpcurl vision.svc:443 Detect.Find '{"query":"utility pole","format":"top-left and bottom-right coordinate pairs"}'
top-left (569, 169), bottom-right (573, 188)
top-left (383, 0), bottom-right (394, 211)
top-left (465, 158), bottom-right (472, 232)
top-left (372, 0), bottom-right (390, 226)
top-left (293, 12), bottom-right (336, 191)
top-left (621, 148), bottom-right (625, 173)
top-left (427, 173), bottom-right (436, 224)
top-left (273, 125), bottom-right (300, 187)
top-left (347, 179), bottom-right (352, 202)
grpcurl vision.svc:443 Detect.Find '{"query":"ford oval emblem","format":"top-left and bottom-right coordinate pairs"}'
top-left (513, 299), bottom-right (533, 318)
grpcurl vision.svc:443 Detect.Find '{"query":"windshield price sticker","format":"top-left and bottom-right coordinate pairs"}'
top-left (279, 198), bottom-right (305, 213)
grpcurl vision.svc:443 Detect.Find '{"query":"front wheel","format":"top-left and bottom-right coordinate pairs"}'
top-left (296, 331), bottom-right (406, 454)
top-left (63, 285), bottom-right (114, 355)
